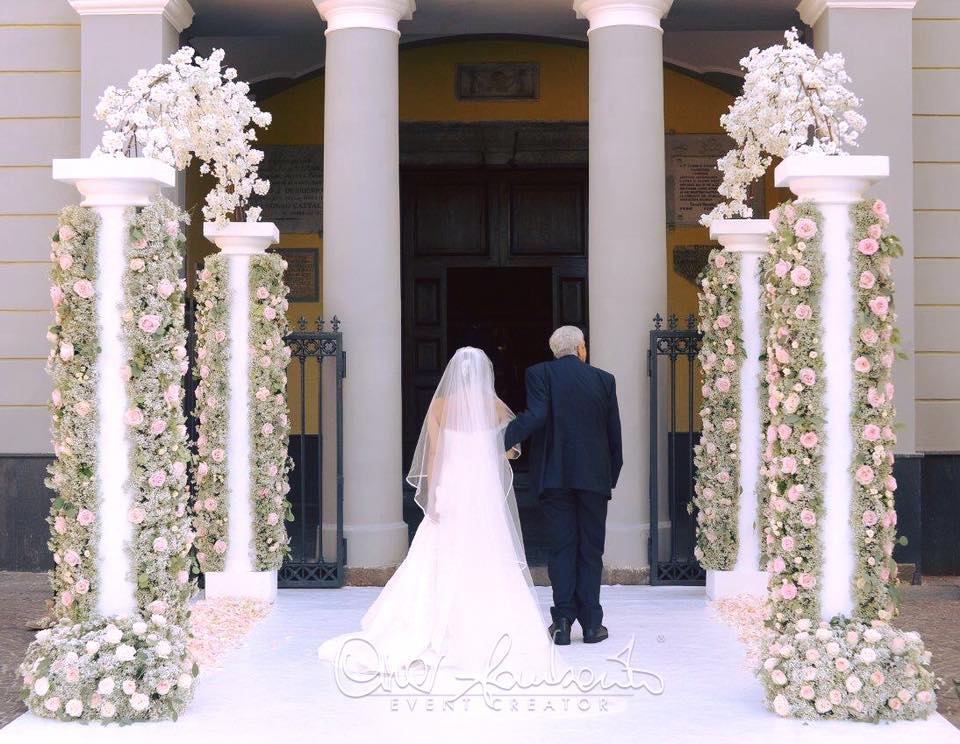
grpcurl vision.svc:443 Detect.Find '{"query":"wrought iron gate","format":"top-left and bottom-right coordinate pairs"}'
top-left (281, 317), bottom-right (346, 587)
top-left (648, 314), bottom-right (705, 585)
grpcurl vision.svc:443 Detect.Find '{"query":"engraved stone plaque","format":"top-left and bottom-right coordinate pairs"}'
top-left (456, 63), bottom-right (539, 101)
top-left (253, 145), bottom-right (323, 234)
top-left (269, 248), bottom-right (319, 303)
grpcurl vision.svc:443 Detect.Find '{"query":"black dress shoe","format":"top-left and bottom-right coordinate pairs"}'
top-left (582, 625), bottom-right (609, 644)
top-left (548, 618), bottom-right (571, 646)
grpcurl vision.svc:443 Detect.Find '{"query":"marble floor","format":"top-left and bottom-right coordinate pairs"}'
top-left (2, 586), bottom-right (958, 744)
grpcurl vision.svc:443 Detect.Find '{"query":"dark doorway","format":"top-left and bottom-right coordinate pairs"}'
top-left (401, 168), bottom-right (588, 565)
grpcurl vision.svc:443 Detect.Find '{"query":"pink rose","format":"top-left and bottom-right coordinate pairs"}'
top-left (870, 670), bottom-right (886, 687)
top-left (867, 387), bottom-right (885, 407)
top-left (50, 285), bottom-right (63, 307)
top-left (64, 549), bottom-right (80, 566)
top-left (211, 448), bottom-right (225, 463)
top-left (138, 314), bottom-right (161, 334)
top-left (60, 592), bottom-right (73, 608)
top-left (777, 424), bottom-right (792, 441)
top-left (256, 286), bottom-right (270, 300)
top-left (862, 509), bottom-right (879, 527)
top-left (77, 508), bottom-right (94, 526)
top-left (798, 367), bottom-right (816, 386)
top-left (781, 536), bottom-right (795, 551)
top-left (790, 266), bottom-right (812, 287)
top-left (889, 697), bottom-right (902, 711)
top-left (766, 425), bottom-right (777, 444)
top-left (858, 238), bottom-right (879, 256)
top-left (124, 408), bottom-right (144, 426)
top-left (781, 456), bottom-right (798, 474)
top-left (153, 536), bottom-right (168, 552)
top-left (59, 225), bottom-right (75, 242)
top-left (800, 509), bottom-right (817, 527)
top-left (128, 507), bottom-right (146, 524)
top-left (786, 485), bottom-right (802, 502)
top-left (264, 306), bottom-right (277, 321)
top-left (156, 680), bottom-right (171, 695)
top-left (213, 540), bottom-right (227, 555)
top-left (863, 424), bottom-right (881, 441)
top-left (716, 314), bottom-right (732, 330)
top-left (854, 356), bottom-right (871, 373)
top-left (860, 327), bottom-right (878, 345)
top-left (780, 582), bottom-right (798, 600)
top-left (72, 279), bottom-right (94, 298)
top-left (59, 342), bottom-right (74, 361)
top-left (59, 254), bottom-right (73, 270)
top-left (157, 278), bottom-right (175, 299)
top-left (886, 476), bottom-right (898, 492)
top-left (794, 303), bottom-right (812, 320)
top-left (74, 578), bottom-right (89, 594)
top-left (855, 465), bottom-right (875, 485)
top-left (204, 498), bottom-right (218, 512)
top-left (775, 346), bottom-right (791, 364)
top-left (772, 556), bottom-right (786, 573)
top-left (214, 330), bottom-right (226, 343)
top-left (859, 271), bottom-right (876, 289)
top-left (872, 199), bottom-right (887, 217)
top-left (785, 205), bottom-right (797, 222)
top-left (267, 512), bottom-right (279, 526)
top-left (177, 570), bottom-right (189, 585)
top-left (868, 296), bottom-right (890, 317)
top-left (150, 419), bottom-right (167, 436)
top-left (260, 356), bottom-right (272, 368)
top-left (868, 223), bottom-right (883, 240)
top-left (262, 423), bottom-right (275, 436)
top-left (799, 432), bottom-right (818, 449)
top-left (775, 260), bottom-right (791, 278)
top-left (800, 685), bottom-right (815, 701)
top-left (165, 219), bottom-right (180, 237)
top-left (885, 382), bottom-right (895, 400)
top-left (148, 470), bottom-right (166, 488)
top-left (793, 218), bottom-right (817, 239)
top-left (798, 573), bottom-right (815, 589)
top-left (54, 516), bottom-right (67, 534)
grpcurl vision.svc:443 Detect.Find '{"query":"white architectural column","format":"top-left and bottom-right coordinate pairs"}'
top-left (52, 157), bottom-right (175, 617)
top-left (573, 0), bottom-right (673, 569)
top-left (202, 222), bottom-right (281, 603)
top-left (776, 154), bottom-right (889, 619)
top-left (68, 1), bottom-right (194, 155)
top-left (705, 219), bottom-right (773, 600)
top-left (797, 0), bottom-right (917, 453)
top-left (313, 0), bottom-right (414, 568)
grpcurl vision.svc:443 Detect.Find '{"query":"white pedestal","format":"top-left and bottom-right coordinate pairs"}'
top-left (706, 569), bottom-right (770, 600)
top-left (204, 570), bottom-right (278, 604)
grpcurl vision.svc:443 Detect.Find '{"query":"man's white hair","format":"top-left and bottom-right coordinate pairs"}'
top-left (549, 326), bottom-right (585, 359)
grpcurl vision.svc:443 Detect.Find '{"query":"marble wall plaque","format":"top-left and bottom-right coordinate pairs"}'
top-left (456, 63), bottom-right (539, 100)
top-left (270, 248), bottom-right (319, 302)
top-left (665, 134), bottom-right (764, 227)
top-left (253, 145), bottom-right (323, 234)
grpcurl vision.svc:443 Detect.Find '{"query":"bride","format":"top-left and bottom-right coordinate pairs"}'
top-left (318, 347), bottom-right (555, 679)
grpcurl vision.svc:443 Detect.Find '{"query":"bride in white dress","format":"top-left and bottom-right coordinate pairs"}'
top-left (318, 347), bottom-right (555, 681)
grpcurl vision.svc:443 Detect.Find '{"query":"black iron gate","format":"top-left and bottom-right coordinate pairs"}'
top-left (648, 314), bottom-right (705, 585)
top-left (281, 317), bottom-right (346, 587)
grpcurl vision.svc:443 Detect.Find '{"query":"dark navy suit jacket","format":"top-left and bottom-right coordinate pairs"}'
top-left (504, 355), bottom-right (623, 499)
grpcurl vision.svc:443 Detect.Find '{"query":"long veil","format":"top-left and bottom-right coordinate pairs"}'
top-left (406, 347), bottom-right (533, 589)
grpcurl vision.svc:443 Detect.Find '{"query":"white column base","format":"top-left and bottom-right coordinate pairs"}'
top-left (204, 570), bottom-right (278, 604)
top-left (706, 569), bottom-right (769, 601)
top-left (343, 521), bottom-right (409, 568)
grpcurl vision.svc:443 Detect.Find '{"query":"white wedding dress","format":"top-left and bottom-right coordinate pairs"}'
top-left (318, 348), bottom-right (555, 682)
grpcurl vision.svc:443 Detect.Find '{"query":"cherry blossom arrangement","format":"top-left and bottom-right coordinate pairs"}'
top-left (701, 29), bottom-right (866, 226)
top-left (23, 199), bottom-right (198, 723)
top-left (758, 200), bottom-right (936, 721)
top-left (693, 250), bottom-right (744, 569)
top-left (94, 47), bottom-right (271, 226)
top-left (192, 254), bottom-right (292, 572)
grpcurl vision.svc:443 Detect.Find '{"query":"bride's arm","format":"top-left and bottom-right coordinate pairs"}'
top-left (496, 399), bottom-right (521, 460)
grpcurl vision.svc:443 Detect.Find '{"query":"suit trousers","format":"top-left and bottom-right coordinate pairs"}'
top-left (540, 488), bottom-right (608, 630)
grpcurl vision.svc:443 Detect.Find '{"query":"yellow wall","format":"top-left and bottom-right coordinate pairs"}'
top-left (186, 38), bottom-right (785, 433)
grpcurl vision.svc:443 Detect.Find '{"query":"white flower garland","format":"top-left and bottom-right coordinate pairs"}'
top-left (702, 29), bottom-right (866, 226)
top-left (193, 254), bottom-right (292, 572)
top-left (94, 47), bottom-right (271, 226)
top-left (693, 250), bottom-right (744, 569)
top-left (22, 198), bottom-right (198, 723)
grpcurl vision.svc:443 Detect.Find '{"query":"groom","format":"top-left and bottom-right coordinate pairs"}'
top-left (504, 326), bottom-right (622, 645)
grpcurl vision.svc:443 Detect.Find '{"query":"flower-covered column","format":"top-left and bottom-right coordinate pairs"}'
top-left (196, 222), bottom-right (288, 603)
top-left (702, 218), bottom-right (772, 600)
top-left (758, 155), bottom-right (937, 721)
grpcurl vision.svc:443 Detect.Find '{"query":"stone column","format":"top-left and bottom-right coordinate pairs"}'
top-left (797, 0), bottom-right (916, 453)
top-left (706, 219), bottom-right (773, 600)
top-left (573, 0), bottom-right (674, 570)
top-left (68, 0), bottom-right (194, 155)
top-left (313, 0), bottom-right (414, 569)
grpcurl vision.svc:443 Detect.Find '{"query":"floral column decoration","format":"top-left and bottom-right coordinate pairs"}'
top-left (695, 219), bottom-right (772, 600)
top-left (193, 223), bottom-right (292, 600)
top-left (18, 158), bottom-right (198, 723)
top-left (757, 157), bottom-right (937, 721)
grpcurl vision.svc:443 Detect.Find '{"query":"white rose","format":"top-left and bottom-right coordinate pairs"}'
top-left (122, 679), bottom-right (137, 695)
top-left (97, 677), bottom-right (115, 695)
top-left (129, 692), bottom-right (150, 712)
top-left (177, 673), bottom-right (193, 690)
top-left (104, 624), bottom-right (123, 644)
top-left (132, 621), bottom-right (148, 635)
top-left (65, 698), bottom-right (83, 717)
top-left (33, 677), bottom-right (49, 696)
top-left (115, 643), bottom-right (136, 662)
top-left (858, 648), bottom-right (877, 664)
top-left (99, 701), bottom-right (116, 719)
top-left (863, 628), bottom-right (882, 643)
top-left (154, 639), bottom-right (172, 658)
top-left (86, 641), bottom-right (100, 655)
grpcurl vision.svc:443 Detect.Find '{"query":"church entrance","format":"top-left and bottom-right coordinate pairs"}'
top-left (401, 167), bottom-right (588, 565)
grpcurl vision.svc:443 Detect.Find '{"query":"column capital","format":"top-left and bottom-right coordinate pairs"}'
top-left (573, 0), bottom-right (674, 33)
top-left (797, 0), bottom-right (916, 26)
top-left (314, 0), bottom-right (415, 35)
top-left (67, 0), bottom-right (194, 32)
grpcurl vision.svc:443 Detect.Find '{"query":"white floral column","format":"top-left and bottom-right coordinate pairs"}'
top-left (775, 155), bottom-right (888, 620)
top-left (201, 222), bottom-right (281, 602)
top-left (705, 218), bottom-right (772, 600)
top-left (52, 157), bottom-right (175, 617)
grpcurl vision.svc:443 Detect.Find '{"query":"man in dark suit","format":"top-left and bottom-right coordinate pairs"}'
top-left (504, 326), bottom-right (622, 645)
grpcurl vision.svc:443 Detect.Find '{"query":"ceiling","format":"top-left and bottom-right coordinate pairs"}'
top-left (183, 0), bottom-right (801, 92)
top-left (186, 0), bottom-right (802, 39)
